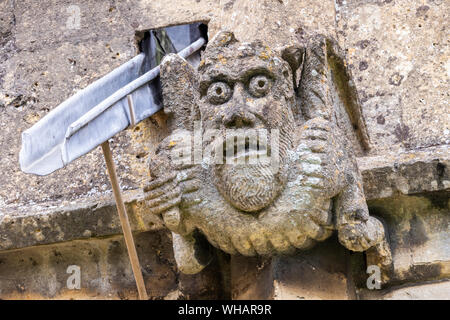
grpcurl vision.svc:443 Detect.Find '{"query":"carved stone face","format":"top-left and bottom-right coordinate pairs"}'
top-left (197, 32), bottom-right (296, 212)
top-left (148, 31), bottom-right (390, 275)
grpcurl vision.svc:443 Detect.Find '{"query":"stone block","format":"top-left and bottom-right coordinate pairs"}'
top-left (336, 0), bottom-right (449, 153)
top-left (0, 230), bottom-right (224, 299)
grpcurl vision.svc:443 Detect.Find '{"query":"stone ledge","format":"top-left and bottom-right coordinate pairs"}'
top-left (0, 190), bottom-right (164, 252)
top-left (0, 145), bottom-right (448, 252)
top-left (359, 145), bottom-right (449, 200)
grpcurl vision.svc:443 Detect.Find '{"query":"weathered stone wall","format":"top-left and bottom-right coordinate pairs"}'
top-left (0, 230), bottom-right (227, 299)
top-left (0, 0), bottom-right (448, 299)
top-left (335, 0), bottom-right (449, 153)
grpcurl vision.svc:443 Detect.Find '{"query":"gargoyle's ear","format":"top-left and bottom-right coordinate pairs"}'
top-left (160, 53), bottom-right (200, 131)
top-left (208, 30), bottom-right (237, 48)
top-left (279, 45), bottom-right (305, 90)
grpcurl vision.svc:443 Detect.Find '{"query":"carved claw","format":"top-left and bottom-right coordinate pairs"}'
top-left (162, 207), bottom-right (186, 235)
top-left (172, 231), bottom-right (213, 275)
top-left (144, 129), bottom-right (201, 215)
top-left (337, 216), bottom-right (384, 252)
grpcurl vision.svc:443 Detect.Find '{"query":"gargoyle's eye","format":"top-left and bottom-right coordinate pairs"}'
top-left (207, 82), bottom-right (232, 105)
top-left (248, 75), bottom-right (271, 98)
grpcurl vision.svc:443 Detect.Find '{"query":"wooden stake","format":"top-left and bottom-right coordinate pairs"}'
top-left (101, 141), bottom-right (148, 300)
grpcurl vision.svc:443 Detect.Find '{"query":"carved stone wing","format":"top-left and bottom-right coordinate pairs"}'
top-left (160, 53), bottom-right (200, 132)
top-left (152, 54), bottom-right (212, 274)
top-left (298, 35), bottom-right (370, 152)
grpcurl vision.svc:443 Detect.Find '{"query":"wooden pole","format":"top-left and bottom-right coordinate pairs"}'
top-left (101, 141), bottom-right (148, 300)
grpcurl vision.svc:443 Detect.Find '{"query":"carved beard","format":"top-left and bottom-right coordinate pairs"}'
top-left (210, 115), bottom-right (293, 213)
top-left (214, 161), bottom-right (285, 212)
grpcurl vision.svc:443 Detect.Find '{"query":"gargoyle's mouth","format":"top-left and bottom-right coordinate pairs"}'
top-left (222, 135), bottom-right (272, 164)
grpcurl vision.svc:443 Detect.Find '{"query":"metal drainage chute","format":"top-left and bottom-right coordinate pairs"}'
top-left (20, 24), bottom-right (205, 176)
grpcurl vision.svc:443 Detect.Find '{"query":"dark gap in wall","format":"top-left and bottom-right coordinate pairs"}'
top-left (135, 22), bottom-right (208, 59)
top-left (133, 23), bottom-right (208, 109)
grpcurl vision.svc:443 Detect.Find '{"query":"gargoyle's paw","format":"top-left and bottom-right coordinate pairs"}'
top-left (305, 117), bottom-right (332, 130)
top-left (266, 232), bottom-right (294, 254)
top-left (309, 208), bottom-right (333, 226)
top-left (304, 140), bottom-right (328, 153)
top-left (366, 216), bottom-right (385, 246)
top-left (176, 167), bottom-right (201, 183)
top-left (159, 129), bottom-right (192, 151)
top-left (283, 219), bottom-right (316, 249)
top-left (147, 195), bottom-right (181, 215)
top-left (146, 186), bottom-right (181, 208)
top-left (144, 180), bottom-right (178, 200)
top-left (174, 162), bottom-right (199, 171)
top-left (231, 234), bottom-right (257, 256)
top-left (302, 176), bottom-right (326, 189)
top-left (217, 239), bottom-right (239, 255)
top-left (339, 207), bottom-right (370, 225)
top-left (297, 160), bottom-right (324, 172)
top-left (274, 213), bottom-right (310, 248)
top-left (249, 233), bottom-right (272, 255)
top-left (172, 232), bottom-right (212, 275)
top-left (180, 193), bottom-right (203, 209)
top-left (144, 172), bottom-right (177, 192)
top-left (285, 228), bottom-right (310, 249)
top-left (338, 223), bottom-right (372, 252)
top-left (302, 129), bottom-right (329, 141)
top-left (294, 209), bottom-right (332, 240)
top-left (297, 162), bottom-right (326, 178)
top-left (162, 207), bottom-right (185, 234)
top-left (179, 179), bottom-right (201, 194)
top-left (297, 214), bottom-right (323, 239)
top-left (205, 231), bottom-right (238, 255)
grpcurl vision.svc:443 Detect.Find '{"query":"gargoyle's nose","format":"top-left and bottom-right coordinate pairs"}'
top-left (223, 110), bottom-right (255, 128)
top-left (223, 84), bottom-right (255, 128)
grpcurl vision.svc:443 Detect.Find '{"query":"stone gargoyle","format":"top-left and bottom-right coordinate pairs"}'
top-left (143, 31), bottom-right (392, 275)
